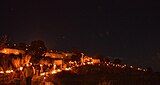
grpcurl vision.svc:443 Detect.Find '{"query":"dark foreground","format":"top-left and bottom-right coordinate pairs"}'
top-left (38, 65), bottom-right (160, 85)
top-left (1, 64), bottom-right (160, 85)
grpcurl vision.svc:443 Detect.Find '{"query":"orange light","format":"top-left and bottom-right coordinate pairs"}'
top-left (0, 48), bottom-right (25, 55)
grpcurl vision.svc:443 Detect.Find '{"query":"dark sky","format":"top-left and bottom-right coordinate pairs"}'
top-left (1, 0), bottom-right (160, 71)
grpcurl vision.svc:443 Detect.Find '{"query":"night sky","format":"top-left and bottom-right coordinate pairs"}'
top-left (1, 0), bottom-right (160, 71)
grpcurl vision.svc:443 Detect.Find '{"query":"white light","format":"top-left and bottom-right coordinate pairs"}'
top-left (40, 64), bottom-right (43, 67)
top-left (65, 67), bottom-right (71, 71)
top-left (10, 70), bottom-right (13, 72)
top-left (44, 77), bottom-right (46, 80)
top-left (138, 68), bottom-right (142, 70)
top-left (14, 44), bottom-right (16, 46)
top-left (51, 70), bottom-right (57, 74)
top-left (40, 72), bottom-right (45, 76)
top-left (91, 62), bottom-right (94, 64)
top-left (121, 66), bottom-right (125, 68)
top-left (113, 64), bottom-right (115, 66)
top-left (83, 63), bottom-right (85, 65)
top-left (6, 70), bottom-right (12, 73)
top-left (0, 71), bottom-right (4, 73)
top-left (20, 67), bottom-right (23, 71)
top-left (30, 63), bottom-right (32, 66)
top-left (26, 64), bottom-right (29, 67)
top-left (130, 66), bottom-right (133, 68)
top-left (57, 69), bottom-right (62, 72)
top-left (87, 62), bottom-right (91, 64)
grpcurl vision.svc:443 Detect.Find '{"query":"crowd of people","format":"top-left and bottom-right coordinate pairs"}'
top-left (11, 63), bottom-right (34, 85)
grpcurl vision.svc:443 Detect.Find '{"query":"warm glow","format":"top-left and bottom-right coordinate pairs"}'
top-left (40, 72), bottom-right (45, 76)
top-left (65, 67), bottom-right (71, 71)
top-left (44, 52), bottom-right (63, 58)
top-left (91, 62), bottom-right (94, 64)
top-left (54, 60), bottom-right (62, 66)
top-left (20, 67), bottom-right (23, 71)
top-left (138, 68), bottom-right (142, 71)
top-left (44, 77), bottom-right (46, 80)
top-left (130, 66), bottom-right (133, 68)
top-left (87, 62), bottom-right (91, 64)
top-left (113, 64), bottom-right (115, 66)
top-left (12, 58), bottom-right (21, 68)
top-left (57, 69), bottom-right (62, 72)
top-left (92, 59), bottom-right (100, 64)
top-left (5, 70), bottom-right (13, 73)
top-left (51, 70), bottom-right (57, 74)
top-left (143, 69), bottom-right (146, 72)
top-left (0, 71), bottom-right (4, 74)
top-left (53, 64), bottom-right (56, 70)
top-left (40, 64), bottom-right (43, 67)
top-left (26, 63), bottom-right (29, 67)
top-left (0, 48), bottom-right (25, 55)
top-left (121, 66), bottom-right (125, 68)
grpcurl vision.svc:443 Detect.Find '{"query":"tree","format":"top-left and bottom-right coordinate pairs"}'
top-left (95, 55), bottom-right (110, 63)
top-left (70, 54), bottom-right (81, 62)
top-left (0, 54), bottom-right (12, 71)
top-left (113, 58), bottom-right (122, 64)
top-left (29, 40), bottom-right (47, 56)
top-left (18, 43), bottom-right (27, 50)
top-left (0, 35), bottom-right (8, 49)
top-left (103, 57), bottom-right (110, 63)
top-left (29, 40), bottom-right (47, 63)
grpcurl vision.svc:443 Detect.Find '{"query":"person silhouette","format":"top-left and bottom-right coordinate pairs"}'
top-left (23, 63), bottom-right (34, 85)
